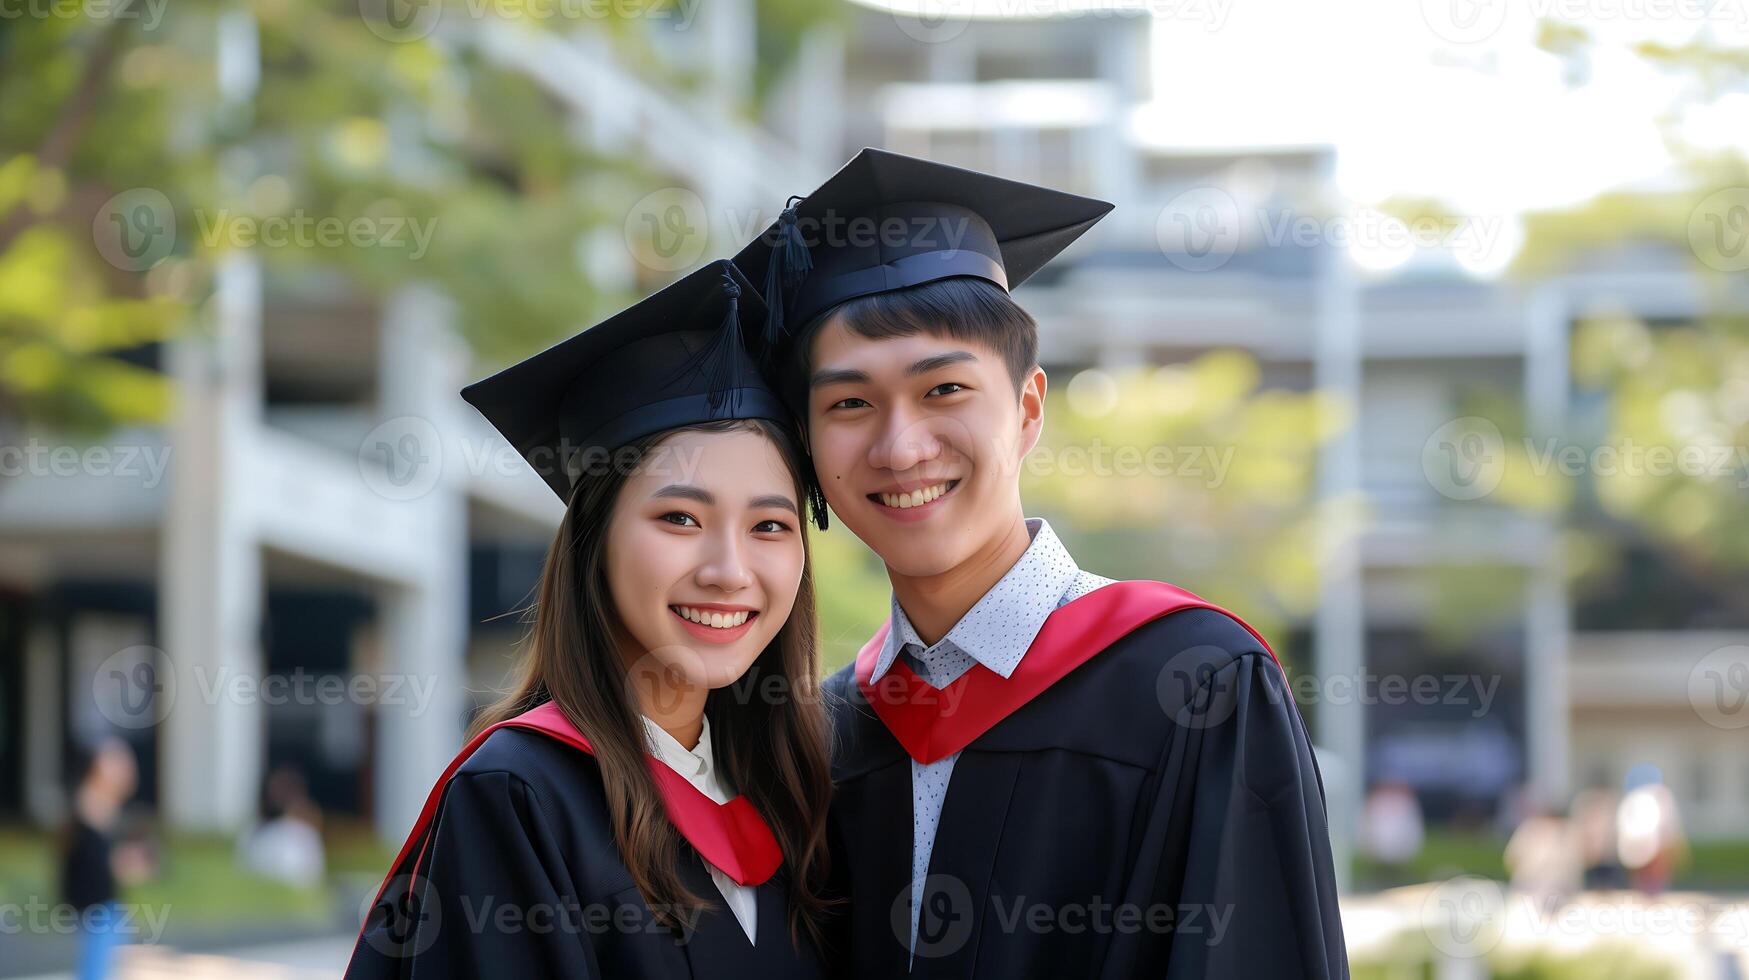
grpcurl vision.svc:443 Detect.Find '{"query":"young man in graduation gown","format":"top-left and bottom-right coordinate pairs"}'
top-left (735, 148), bottom-right (1350, 978)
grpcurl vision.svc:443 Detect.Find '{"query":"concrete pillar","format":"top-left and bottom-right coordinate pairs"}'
top-left (159, 254), bottom-right (267, 832)
top-left (23, 622), bottom-right (63, 826)
top-left (369, 286), bottom-right (471, 842)
top-left (1312, 192), bottom-right (1364, 891)
top-left (1523, 285), bottom-right (1572, 810)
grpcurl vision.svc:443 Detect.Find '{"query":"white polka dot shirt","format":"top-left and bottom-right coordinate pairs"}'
top-left (869, 517), bottom-right (1116, 956)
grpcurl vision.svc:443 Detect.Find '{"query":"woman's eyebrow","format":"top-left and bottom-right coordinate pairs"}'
top-left (751, 494), bottom-right (798, 515)
top-left (652, 484), bottom-right (712, 505)
top-left (654, 484), bottom-right (797, 516)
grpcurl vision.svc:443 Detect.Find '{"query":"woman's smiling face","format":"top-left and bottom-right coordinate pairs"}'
top-left (603, 426), bottom-right (806, 692)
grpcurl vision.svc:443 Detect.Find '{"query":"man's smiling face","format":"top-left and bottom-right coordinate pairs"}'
top-left (803, 315), bottom-right (1046, 579)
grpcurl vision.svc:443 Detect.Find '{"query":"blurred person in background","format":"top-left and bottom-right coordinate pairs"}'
top-left (1616, 764), bottom-right (1687, 895)
top-left (1359, 779), bottom-right (1425, 888)
top-left (1571, 786), bottom-right (1626, 890)
top-left (59, 736), bottom-right (143, 980)
top-left (1504, 805), bottom-right (1582, 904)
top-left (239, 765), bottom-right (327, 888)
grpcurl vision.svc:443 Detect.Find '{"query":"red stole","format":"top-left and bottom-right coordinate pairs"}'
top-left (365, 701), bottom-right (783, 917)
top-left (855, 580), bottom-right (1279, 765)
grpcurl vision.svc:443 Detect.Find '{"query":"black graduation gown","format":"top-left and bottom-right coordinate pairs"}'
top-left (822, 604), bottom-right (1349, 978)
top-left (346, 728), bottom-right (826, 980)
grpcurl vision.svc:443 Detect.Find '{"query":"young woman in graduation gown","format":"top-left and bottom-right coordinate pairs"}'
top-left (345, 263), bottom-right (836, 980)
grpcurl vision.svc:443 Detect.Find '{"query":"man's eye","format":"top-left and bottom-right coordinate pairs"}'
top-left (832, 397), bottom-right (870, 410)
top-left (661, 512), bottom-right (699, 527)
top-left (927, 383), bottom-right (965, 397)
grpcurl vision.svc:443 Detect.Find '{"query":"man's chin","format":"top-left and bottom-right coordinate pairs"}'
top-left (874, 547), bottom-right (967, 581)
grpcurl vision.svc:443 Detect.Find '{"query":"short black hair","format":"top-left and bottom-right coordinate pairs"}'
top-left (787, 277), bottom-right (1038, 408)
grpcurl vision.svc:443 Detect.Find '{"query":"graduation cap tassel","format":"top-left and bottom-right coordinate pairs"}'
top-left (702, 272), bottom-right (745, 413)
top-left (808, 479), bottom-right (829, 532)
top-left (760, 196), bottom-right (813, 351)
top-left (658, 268), bottom-right (745, 413)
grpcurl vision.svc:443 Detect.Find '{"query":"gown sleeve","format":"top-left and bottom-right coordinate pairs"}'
top-left (346, 770), bottom-right (603, 980)
top-left (1104, 644), bottom-right (1350, 978)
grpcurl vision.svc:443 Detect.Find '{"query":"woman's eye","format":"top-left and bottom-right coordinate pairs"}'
top-left (831, 397), bottom-right (870, 410)
top-left (753, 519), bottom-right (792, 534)
top-left (661, 512), bottom-right (699, 528)
top-left (927, 382), bottom-right (965, 397)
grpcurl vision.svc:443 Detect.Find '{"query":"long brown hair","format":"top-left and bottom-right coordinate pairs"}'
top-left (471, 417), bottom-right (834, 948)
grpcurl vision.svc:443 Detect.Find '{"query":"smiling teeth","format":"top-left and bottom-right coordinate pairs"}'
top-left (880, 482), bottom-right (950, 509)
top-left (673, 606), bottom-right (751, 629)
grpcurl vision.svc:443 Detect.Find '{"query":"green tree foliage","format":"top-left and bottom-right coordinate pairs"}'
top-left (0, 0), bottom-right (830, 442)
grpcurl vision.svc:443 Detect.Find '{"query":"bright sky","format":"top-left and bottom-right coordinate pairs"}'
top-left (855, 0), bottom-right (1749, 218)
top-left (1137, 0), bottom-right (1749, 219)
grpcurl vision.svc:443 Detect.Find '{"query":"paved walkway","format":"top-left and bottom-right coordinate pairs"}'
top-left (12, 934), bottom-right (356, 980)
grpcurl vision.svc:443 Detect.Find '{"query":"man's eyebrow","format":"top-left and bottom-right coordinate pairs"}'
top-left (810, 350), bottom-right (980, 388)
top-left (654, 484), bottom-right (798, 516)
top-left (810, 367), bottom-right (870, 389)
top-left (906, 350), bottom-right (979, 376)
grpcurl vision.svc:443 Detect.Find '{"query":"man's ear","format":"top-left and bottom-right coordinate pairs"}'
top-left (1018, 364), bottom-right (1047, 459)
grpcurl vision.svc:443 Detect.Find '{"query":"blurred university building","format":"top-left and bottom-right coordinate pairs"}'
top-left (2, 1), bottom-right (1745, 872)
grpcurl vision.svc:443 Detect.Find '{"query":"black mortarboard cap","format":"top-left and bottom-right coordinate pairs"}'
top-left (731, 147), bottom-right (1114, 369)
top-left (461, 259), bottom-right (827, 526)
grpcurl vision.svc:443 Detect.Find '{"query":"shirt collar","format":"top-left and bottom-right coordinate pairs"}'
top-left (871, 517), bottom-right (1083, 683)
top-left (639, 713), bottom-right (716, 783)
